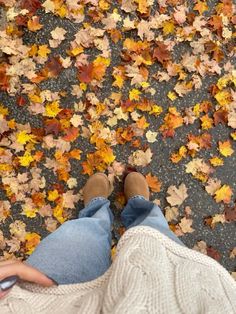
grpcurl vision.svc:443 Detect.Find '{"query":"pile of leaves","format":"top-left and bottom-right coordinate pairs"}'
top-left (0, 0), bottom-right (235, 276)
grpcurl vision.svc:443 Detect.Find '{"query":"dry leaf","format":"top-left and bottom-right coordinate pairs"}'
top-left (166, 183), bottom-right (188, 206)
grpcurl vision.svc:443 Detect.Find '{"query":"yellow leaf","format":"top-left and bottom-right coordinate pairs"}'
top-left (18, 151), bottom-right (34, 167)
top-left (28, 44), bottom-right (38, 57)
top-left (48, 189), bottom-right (59, 201)
top-left (167, 91), bottom-right (177, 101)
top-left (93, 56), bottom-right (111, 67)
top-left (45, 101), bottom-right (62, 118)
top-left (150, 105), bottom-right (163, 116)
top-left (23, 206), bottom-right (38, 218)
top-left (38, 45), bottom-right (51, 58)
top-left (99, 0), bottom-right (110, 10)
top-left (218, 140), bottom-right (234, 157)
top-left (113, 75), bottom-right (124, 89)
top-left (170, 146), bottom-right (187, 163)
top-left (53, 205), bottom-right (66, 224)
top-left (214, 90), bottom-right (232, 106)
top-left (193, 103), bottom-right (201, 117)
top-left (69, 46), bottom-right (84, 56)
top-left (214, 185), bottom-right (233, 204)
top-left (163, 21), bottom-right (175, 35)
top-left (129, 89), bottom-right (141, 101)
top-left (209, 156), bottom-right (224, 167)
top-left (200, 114), bottom-right (213, 130)
top-left (135, 0), bottom-right (148, 14)
top-left (0, 104), bottom-right (9, 116)
top-left (28, 94), bottom-right (42, 103)
top-left (231, 132), bottom-right (236, 140)
top-left (80, 83), bottom-right (87, 91)
top-left (25, 233), bottom-right (41, 255)
top-left (56, 5), bottom-right (68, 18)
top-left (16, 131), bottom-right (36, 145)
top-left (99, 147), bottom-right (115, 164)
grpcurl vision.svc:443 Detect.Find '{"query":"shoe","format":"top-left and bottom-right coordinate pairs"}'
top-left (83, 173), bottom-right (112, 206)
top-left (124, 172), bottom-right (150, 201)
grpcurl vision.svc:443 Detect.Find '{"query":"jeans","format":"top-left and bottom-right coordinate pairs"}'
top-left (26, 197), bottom-right (183, 285)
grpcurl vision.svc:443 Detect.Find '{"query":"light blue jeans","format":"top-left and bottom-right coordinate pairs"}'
top-left (26, 196), bottom-right (183, 285)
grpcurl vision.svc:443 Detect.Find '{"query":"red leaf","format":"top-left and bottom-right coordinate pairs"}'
top-left (0, 64), bottom-right (9, 91)
top-left (206, 246), bottom-right (221, 261)
top-left (62, 127), bottom-right (79, 142)
top-left (20, 0), bottom-right (41, 15)
top-left (78, 64), bottom-right (94, 83)
top-left (17, 95), bottom-right (27, 107)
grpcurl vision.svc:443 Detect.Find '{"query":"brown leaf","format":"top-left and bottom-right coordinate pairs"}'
top-left (213, 109), bottom-right (228, 125)
top-left (224, 204), bottom-right (236, 222)
top-left (44, 118), bottom-right (61, 136)
top-left (153, 42), bottom-right (171, 64)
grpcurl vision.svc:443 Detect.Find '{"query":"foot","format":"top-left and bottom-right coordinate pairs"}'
top-left (83, 173), bottom-right (112, 206)
top-left (124, 172), bottom-right (150, 201)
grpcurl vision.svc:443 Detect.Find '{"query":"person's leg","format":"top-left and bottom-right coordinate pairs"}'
top-left (121, 173), bottom-right (184, 246)
top-left (26, 174), bottom-right (113, 285)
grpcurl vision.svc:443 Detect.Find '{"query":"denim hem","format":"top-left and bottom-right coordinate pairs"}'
top-left (86, 197), bottom-right (108, 207)
top-left (128, 195), bottom-right (147, 201)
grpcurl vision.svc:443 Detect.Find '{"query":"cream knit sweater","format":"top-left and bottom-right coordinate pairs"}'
top-left (1, 226), bottom-right (236, 314)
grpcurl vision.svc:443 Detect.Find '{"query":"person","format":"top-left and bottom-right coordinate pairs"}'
top-left (0, 172), bottom-right (236, 313)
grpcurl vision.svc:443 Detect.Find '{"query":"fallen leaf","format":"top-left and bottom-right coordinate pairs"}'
top-left (214, 185), bottom-right (233, 204)
top-left (166, 183), bottom-right (188, 206)
top-left (145, 173), bottom-right (162, 192)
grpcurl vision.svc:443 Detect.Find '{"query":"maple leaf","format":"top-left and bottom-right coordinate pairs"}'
top-left (0, 64), bottom-right (9, 91)
top-left (18, 151), bottom-right (34, 167)
top-left (128, 148), bottom-right (153, 167)
top-left (20, 0), bottom-right (42, 14)
top-left (207, 246), bottom-right (221, 261)
top-left (193, 1), bottom-right (209, 14)
top-left (218, 140), bottom-right (234, 157)
top-left (228, 110), bottom-right (236, 129)
top-left (209, 156), bottom-right (224, 167)
top-left (224, 205), bottom-right (236, 222)
top-left (38, 45), bottom-right (51, 58)
top-left (44, 118), bottom-right (61, 135)
top-left (166, 183), bottom-right (188, 206)
top-left (25, 232), bottom-right (41, 255)
top-left (78, 64), bottom-right (94, 83)
top-left (165, 206), bottom-right (179, 222)
top-left (145, 173), bottom-right (162, 192)
top-left (214, 185), bottom-right (233, 204)
top-left (213, 109), bottom-right (228, 125)
top-left (179, 217), bottom-right (194, 234)
top-left (62, 127), bottom-right (79, 142)
top-left (9, 220), bottom-right (26, 242)
top-left (153, 42), bottom-right (171, 64)
top-left (27, 16), bottom-right (43, 32)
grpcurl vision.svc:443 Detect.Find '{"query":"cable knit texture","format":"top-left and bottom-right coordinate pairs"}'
top-left (1, 226), bottom-right (236, 314)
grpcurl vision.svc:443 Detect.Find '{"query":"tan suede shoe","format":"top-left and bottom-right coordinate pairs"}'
top-left (83, 173), bottom-right (112, 206)
top-left (124, 172), bottom-right (150, 201)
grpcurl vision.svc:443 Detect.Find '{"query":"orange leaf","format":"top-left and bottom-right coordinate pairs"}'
top-left (62, 127), bottom-right (79, 142)
top-left (27, 16), bottom-right (43, 32)
top-left (145, 173), bottom-right (162, 192)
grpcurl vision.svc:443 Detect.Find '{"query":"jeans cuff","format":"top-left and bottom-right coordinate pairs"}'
top-left (86, 197), bottom-right (108, 207)
top-left (128, 195), bottom-right (147, 201)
